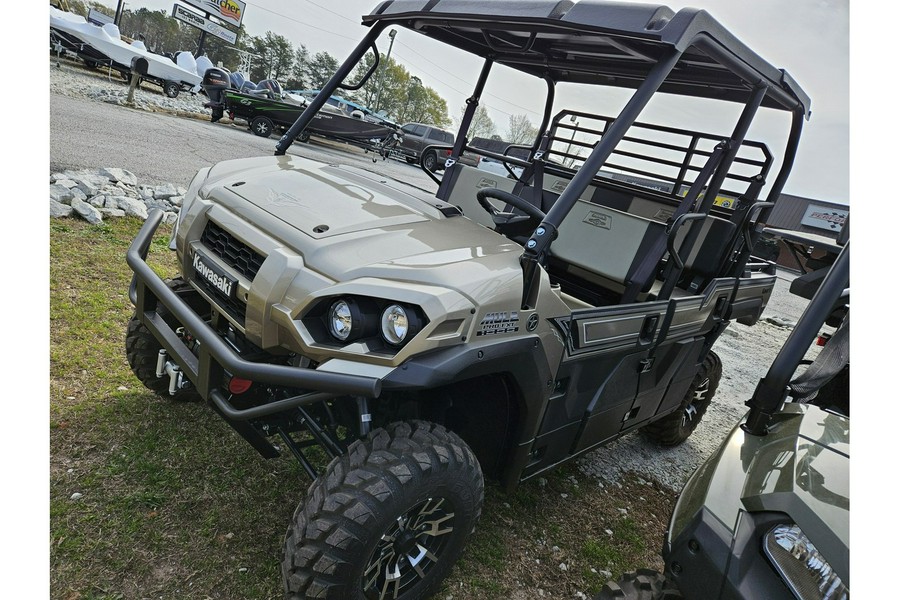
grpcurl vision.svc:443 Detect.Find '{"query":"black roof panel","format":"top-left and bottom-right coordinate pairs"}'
top-left (363, 0), bottom-right (810, 116)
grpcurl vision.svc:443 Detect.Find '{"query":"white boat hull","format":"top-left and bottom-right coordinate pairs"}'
top-left (50, 7), bottom-right (202, 87)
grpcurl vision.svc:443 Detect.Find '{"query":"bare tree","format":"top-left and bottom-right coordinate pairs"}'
top-left (506, 114), bottom-right (539, 145)
top-left (460, 105), bottom-right (496, 139)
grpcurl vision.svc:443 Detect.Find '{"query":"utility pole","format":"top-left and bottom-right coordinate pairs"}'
top-left (373, 29), bottom-right (397, 113)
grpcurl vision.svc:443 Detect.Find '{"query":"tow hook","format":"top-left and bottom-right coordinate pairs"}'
top-left (155, 349), bottom-right (188, 395)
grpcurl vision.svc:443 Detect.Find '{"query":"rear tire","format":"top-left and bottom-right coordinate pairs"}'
top-left (595, 569), bottom-right (683, 600)
top-left (423, 151), bottom-right (438, 171)
top-left (282, 420), bottom-right (484, 600)
top-left (250, 116), bottom-right (275, 138)
top-left (644, 351), bottom-right (721, 446)
top-left (125, 278), bottom-right (201, 401)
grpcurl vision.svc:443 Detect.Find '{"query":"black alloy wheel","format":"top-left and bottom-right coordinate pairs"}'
top-left (282, 421), bottom-right (484, 600)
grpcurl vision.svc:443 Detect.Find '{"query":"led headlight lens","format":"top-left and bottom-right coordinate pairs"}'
top-left (763, 524), bottom-right (848, 600)
top-left (328, 299), bottom-right (354, 341)
top-left (381, 304), bottom-right (409, 345)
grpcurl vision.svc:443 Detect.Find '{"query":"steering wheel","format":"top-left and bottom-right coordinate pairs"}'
top-left (476, 188), bottom-right (545, 222)
top-left (476, 188), bottom-right (546, 242)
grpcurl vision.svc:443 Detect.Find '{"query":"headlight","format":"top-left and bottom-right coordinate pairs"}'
top-left (328, 299), bottom-right (354, 341)
top-left (763, 524), bottom-right (848, 600)
top-left (381, 304), bottom-right (409, 345)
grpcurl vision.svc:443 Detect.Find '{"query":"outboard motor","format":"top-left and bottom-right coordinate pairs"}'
top-left (230, 72), bottom-right (257, 93)
top-left (254, 79), bottom-right (283, 100)
top-left (201, 67), bottom-right (231, 123)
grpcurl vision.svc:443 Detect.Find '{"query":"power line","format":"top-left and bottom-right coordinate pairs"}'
top-left (244, 1), bottom-right (359, 41)
top-left (245, 1), bottom-right (542, 121)
top-left (392, 39), bottom-right (542, 119)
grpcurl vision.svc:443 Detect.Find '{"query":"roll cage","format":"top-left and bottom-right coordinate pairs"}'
top-left (275, 0), bottom-right (810, 309)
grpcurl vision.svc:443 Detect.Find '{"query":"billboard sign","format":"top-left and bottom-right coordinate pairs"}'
top-left (178, 0), bottom-right (246, 28)
top-left (800, 204), bottom-right (848, 232)
top-left (87, 8), bottom-right (114, 26)
top-left (173, 4), bottom-right (238, 44)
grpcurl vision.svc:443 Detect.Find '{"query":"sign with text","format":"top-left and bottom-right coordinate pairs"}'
top-left (173, 4), bottom-right (238, 44)
top-left (800, 204), bottom-right (848, 232)
top-left (178, 0), bottom-right (246, 28)
top-left (87, 8), bottom-right (113, 26)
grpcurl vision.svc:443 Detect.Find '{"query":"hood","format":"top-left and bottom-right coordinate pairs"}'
top-left (683, 403), bottom-right (849, 584)
top-left (197, 155), bottom-right (525, 297)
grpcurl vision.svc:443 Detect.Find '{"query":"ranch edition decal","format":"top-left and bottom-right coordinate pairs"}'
top-left (477, 311), bottom-right (520, 336)
top-left (193, 251), bottom-right (235, 297)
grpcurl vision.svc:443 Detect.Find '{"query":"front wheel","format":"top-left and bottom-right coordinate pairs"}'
top-left (644, 351), bottom-right (721, 446)
top-left (282, 420), bottom-right (484, 600)
top-left (125, 278), bottom-right (201, 401)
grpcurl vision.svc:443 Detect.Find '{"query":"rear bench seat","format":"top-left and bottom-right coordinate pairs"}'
top-left (443, 164), bottom-right (736, 305)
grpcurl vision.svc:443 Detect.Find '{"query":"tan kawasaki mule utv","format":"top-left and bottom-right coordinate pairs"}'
top-left (126, 1), bottom-right (811, 598)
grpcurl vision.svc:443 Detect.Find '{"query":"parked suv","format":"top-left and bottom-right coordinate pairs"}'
top-left (396, 123), bottom-right (455, 170)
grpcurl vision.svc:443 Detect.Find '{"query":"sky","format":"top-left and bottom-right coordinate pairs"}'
top-left (87, 0), bottom-right (851, 205)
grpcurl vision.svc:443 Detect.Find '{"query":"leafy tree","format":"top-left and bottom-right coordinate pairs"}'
top-left (305, 51), bottom-right (342, 90)
top-left (284, 44), bottom-right (311, 89)
top-left (506, 114), bottom-right (539, 145)
top-left (119, 8), bottom-right (182, 54)
top-left (248, 31), bottom-right (294, 81)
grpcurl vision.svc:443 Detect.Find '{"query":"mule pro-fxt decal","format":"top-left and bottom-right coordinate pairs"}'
top-left (477, 311), bottom-right (520, 336)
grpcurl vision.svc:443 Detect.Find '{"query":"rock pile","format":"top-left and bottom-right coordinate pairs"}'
top-left (50, 59), bottom-right (210, 118)
top-left (50, 167), bottom-right (185, 225)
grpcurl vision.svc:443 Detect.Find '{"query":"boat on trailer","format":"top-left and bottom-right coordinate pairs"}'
top-left (49, 5), bottom-right (203, 97)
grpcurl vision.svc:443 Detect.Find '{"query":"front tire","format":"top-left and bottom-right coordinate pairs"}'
top-left (644, 351), bottom-right (721, 446)
top-left (125, 278), bottom-right (201, 401)
top-left (282, 421), bottom-right (484, 600)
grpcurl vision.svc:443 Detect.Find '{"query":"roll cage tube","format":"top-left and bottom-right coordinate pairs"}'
top-left (275, 24), bottom-right (385, 155)
top-left (742, 242), bottom-right (849, 436)
top-left (519, 48), bottom-right (682, 309)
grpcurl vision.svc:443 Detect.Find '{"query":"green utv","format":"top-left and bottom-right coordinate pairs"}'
top-left (125, 1), bottom-right (811, 598)
top-left (598, 233), bottom-right (849, 600)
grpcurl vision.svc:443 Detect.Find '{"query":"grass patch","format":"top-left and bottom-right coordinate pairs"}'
top-left (50, 217), bottom-right (678, 599)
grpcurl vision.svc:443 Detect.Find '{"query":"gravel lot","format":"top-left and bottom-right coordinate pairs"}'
top-left (49, 57), bottom-right (818, 492)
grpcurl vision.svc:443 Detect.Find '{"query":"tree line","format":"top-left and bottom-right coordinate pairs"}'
top-left (59, 1), bottom-right (540, 138)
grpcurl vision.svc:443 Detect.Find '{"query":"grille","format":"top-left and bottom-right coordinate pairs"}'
top-left (200, 220), bottom-right (265, 280)
top-left (194, 277), bottom-right (246, 326)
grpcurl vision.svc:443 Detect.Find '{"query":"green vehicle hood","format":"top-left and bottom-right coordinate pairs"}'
top-left (672, 403), bottom-right (849, 582)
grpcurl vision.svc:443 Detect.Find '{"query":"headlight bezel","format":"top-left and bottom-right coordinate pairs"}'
top-left (763, 523), bottom-right (848, 600)
top-left (304, 295), bottom-right (426, 351)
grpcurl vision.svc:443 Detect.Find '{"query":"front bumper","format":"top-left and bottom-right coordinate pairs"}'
top-left (127, 210), bottom-right (383, 421)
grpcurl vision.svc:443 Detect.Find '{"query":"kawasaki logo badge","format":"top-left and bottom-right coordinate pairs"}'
top-left (193, 251), bottom-right (235, 297)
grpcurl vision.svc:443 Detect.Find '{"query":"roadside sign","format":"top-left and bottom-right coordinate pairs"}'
top-left (178, 0), bottom-right (246, 28)
top-left (172, 4), bottom-right (238, 45)
top-left (87, 8), bottom-right (113, 26)
top-left (800, 204), bottom-right (848, 232)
